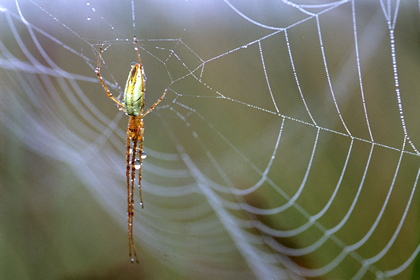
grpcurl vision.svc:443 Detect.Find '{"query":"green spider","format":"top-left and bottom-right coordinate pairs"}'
top-left (96, 36), bottom-right (167, 263)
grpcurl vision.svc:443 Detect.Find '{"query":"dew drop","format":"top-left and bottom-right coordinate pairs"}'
top-left (141, 153), bottom-right (147, 159)
top-left (134, 159), bottom-right (141, 169)
top-left (139, 201), bottom-right (143, 207)
top-left (87, 17), bottom-right (91, 21)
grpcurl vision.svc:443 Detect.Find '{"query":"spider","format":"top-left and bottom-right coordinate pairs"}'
top-left (96, 36), bottom-right (167, 263)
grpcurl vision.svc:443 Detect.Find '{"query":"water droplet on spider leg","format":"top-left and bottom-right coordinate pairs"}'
top-left (141, 152), bottom-right (147, 159)
top-left (134, 159), bottom-right (141, 170)
top-left (139, 201), bottom-right (143, 207)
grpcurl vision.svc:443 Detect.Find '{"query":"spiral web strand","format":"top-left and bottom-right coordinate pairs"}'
top-left (0, 1), bottom-right (419, 279)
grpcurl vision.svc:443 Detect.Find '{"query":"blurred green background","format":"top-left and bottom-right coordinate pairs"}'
top-left (1, 1), bottom-right (419, 279)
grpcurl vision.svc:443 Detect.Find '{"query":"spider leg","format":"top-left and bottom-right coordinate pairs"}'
top-left (126, 119), bottom-right (139, 263)
top-left (142, 88), bottom-right (168, 117)
top-left (136, 88), bottom-right (166, 206)
top-left (131, 134), bottom-right (141, 207)
top-left (137, 119), bottom-right (145, 209)
top-left (96, 43), bottom-right (126, 113)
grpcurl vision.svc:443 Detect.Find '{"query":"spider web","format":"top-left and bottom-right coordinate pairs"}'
top-left (1, 0), bottom-right (419, 279)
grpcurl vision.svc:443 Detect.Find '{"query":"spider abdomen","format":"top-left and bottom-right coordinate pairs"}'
top-left (124, 63), bottom-right (145, 116)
